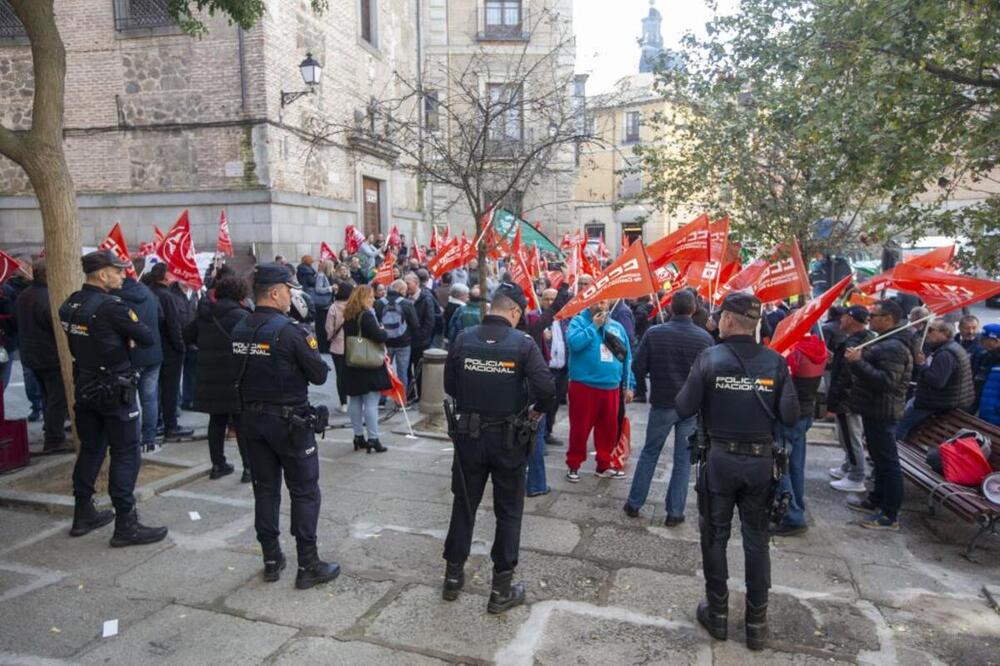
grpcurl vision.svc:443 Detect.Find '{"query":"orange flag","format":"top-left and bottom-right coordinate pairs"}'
top-left (427, 235), bottom-right (463, 279)
top-left (556, 241), bottom-right (657, 321)
top-left (771, 276), bottom-right (853, 354)
top-left (889, 264), bottom-right (1000, 314)
top-left (858, 244), bottom-right (957, 294)
top-left (715, 239), bottom-right (809, 304)
top-left (645, 214), bottom-right (711, 269)
top-left (381, 356), bottom-right (407, 406)
top-left (373, 253), bottom-right (395, 287)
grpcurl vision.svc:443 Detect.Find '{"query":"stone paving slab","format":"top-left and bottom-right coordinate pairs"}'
top-left (470, 551), bottom-right (610, 603)
top-left (582, 524), bottom-right (702, 575)
top-left (272, 637), bottom-right (450, 665)
top-left (116, 547), bottom-right (261, 605)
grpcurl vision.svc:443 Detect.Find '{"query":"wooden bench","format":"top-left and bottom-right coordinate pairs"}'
top-left (899, 410), bottom-right (1000, 559)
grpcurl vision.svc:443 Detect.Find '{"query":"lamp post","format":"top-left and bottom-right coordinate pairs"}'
top-left (281, 52), bottom-right (323, 108)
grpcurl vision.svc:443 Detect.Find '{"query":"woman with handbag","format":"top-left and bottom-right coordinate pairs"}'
top-left (342, 285), bottom-right (390, 453)
top-left (324, 281), bottom-right (352, 413)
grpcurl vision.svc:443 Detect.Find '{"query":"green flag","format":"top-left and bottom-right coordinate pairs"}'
top-left (491, 209), bottom-right (562, 257)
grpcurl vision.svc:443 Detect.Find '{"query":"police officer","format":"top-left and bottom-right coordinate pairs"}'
top-left (232, 263), bottom-right (338, 590)
top-left (675, 292), bottom-right (799, 650)
top-left (60, 250), bottom-right (168, 547)
top-left (442, 283), bottom-right (555, 614)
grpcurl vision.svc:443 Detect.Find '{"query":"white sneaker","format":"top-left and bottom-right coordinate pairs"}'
top-left (830, 477), bottom-right (867, 493)
top-left (598, 468), bottom-right (627, 480)
top-left (337, 405), bottom-right (348, 414)
top-left (828, 466), bottom-right (847, 480)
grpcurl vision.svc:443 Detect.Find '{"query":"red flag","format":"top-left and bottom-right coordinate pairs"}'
top-left (217, 210), bottom-right (234, 256)
top-left (0, 250), bottom-right (21, 285)
top-left (527, 244), bottom-right (542, 279)
top-left (381, 356), bottom-right (407, 406)
top-left (560, 233), bottom-right (572, 251)
top-left (387, 225), bottom-right (401, 251)
top-left (158, 210), bottom-right (203, 288)
top-left (373, 253), bottom-right (395, 287)
top-left (136, 241), bottom-right (157, 258)
top-left (646, 214), bottom-right (711, 269)
top-left (430, 226), bottom-right (440, 252)
top-left (345, 225), bottom-right (365, 255)
top-left (512, 224), bottom-right (523, 257)
top-left (319, 241), bottom-right (336, 262)
top-left (715, 240), bottom-right (809, 304)
top-left (597, 233), bottom-right (610, 261)
top-left (648, 267), bottom-right (690, 321)
top-left (427, 235), bottom-right (464, 279)
top-left (509, 251), bottom-right (539, 311)
top-left (565, 242), bottom-right (581, 288)
top-left (770, 275), bottom-right (853, 354)
top-left (546, 271), bottom-right (564, 289)
top-left (858, 244), bottom-right (957, 294)
top-left (97, 223), bottom-right (138, 279)
top-left (412, 243), bottom-right (427, 264)
top-left (622, 231), bottom-right (631, 255)
top-left (888, 264), bottom-right (1000, 314)
top-left (556, 241), bottom-right (658, 321)
top-left (442, 225), bottom-right (451, 244)
top-left (153, 225), bottom-right (165, 249)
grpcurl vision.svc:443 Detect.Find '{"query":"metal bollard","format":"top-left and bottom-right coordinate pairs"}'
top-left (420, 348), bottom-right (448, 416)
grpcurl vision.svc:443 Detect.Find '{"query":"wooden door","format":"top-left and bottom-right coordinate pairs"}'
top-left (362, 177), bottom-right (381, 237)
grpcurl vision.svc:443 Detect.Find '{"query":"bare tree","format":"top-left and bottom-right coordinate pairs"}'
top-left (307, 2), bottom-right (596, 290)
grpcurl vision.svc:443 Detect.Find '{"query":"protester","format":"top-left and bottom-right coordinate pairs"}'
top-left (974, 323), bottom-right (1000, 425)
top-left (174, 279), bottom-right (199, 411)
top-left (444, 283), bottom-right (469, 340)
top-left (406, 270), bottom-right (437, 397)
top-left (956, 314), bottom-right (984, 369)
top-left (377, 279), bottom-right (419, 395)
top-left (149, 264), bottom-right (194, 440)
top-left (895, 319), bottom-right (974, 440)
top-left (436, 272), bottom-right (453, 310)
top-left (296, 255), bottom-right (317, 294)
top-left (827, 306), bottom-right (875, 492)
top-left (313, 260), bottom-right (336, 354)
top-left (624, 290), bottom-right (713, 524)
top-left (183, 276), bottom-right (250, 481)
top-left (610, 299), bottom-right (636, 349)
top-left (324, 281), bottom-right (351, 413)
top-left (565, 299), bottom-right (635, 481)
top-left (844, 300), bottom-right (913, 531)
top-left (341, 285), bottom-right (390, 453)
top-left (448, 285), bottom-right (483, 342)
top-left (546, 296), bottom-right (571, 446)
top-left (115, 271), bottom-right (164, 454)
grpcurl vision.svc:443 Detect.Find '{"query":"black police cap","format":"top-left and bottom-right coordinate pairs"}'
top-left (253, 262), bottom-right (299, 288)
top-left (720, 292), bottom-right (762, 320)
top-left (494, 282), bottom-right (528, 311)
top-left (82, 249), bottom-right (130, 274)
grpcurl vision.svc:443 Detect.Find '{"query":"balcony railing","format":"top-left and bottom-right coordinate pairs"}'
top-left (475, 5), bottom-right (530, 42)
top-left (0, 1), bottom-right (26, 40)
top-left (114, 0), bottom-right (176, 32)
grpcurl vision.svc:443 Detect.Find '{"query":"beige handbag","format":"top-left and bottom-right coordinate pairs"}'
top-left (345, 313), bottom-right (385, 368)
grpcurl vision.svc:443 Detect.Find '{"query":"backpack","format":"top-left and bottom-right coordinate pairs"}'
top-left (382, 299), bottom-right (408, 340)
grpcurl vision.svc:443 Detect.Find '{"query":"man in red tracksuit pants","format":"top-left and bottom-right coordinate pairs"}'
top-left (564, 301), bottom-right (635, 481)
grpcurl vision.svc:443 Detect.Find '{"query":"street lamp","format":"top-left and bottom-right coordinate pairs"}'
top-left (281, 52), bottom-right (323, 108)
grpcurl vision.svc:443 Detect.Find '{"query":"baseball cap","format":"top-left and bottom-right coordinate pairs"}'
top-left (846, 305), bottom-right (870, 324)
top-left (493, 282), bottom-right (528, 311)
top-left (982, 323), bottom-right (1000, 340)
top-left (253, 263), bottom-right (299, 288)
top-left (81, 249), bottom-right (130, 274)
top-left (720, 292), bottom-right (761, 320)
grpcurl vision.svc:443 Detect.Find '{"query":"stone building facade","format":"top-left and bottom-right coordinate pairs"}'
top-left (0, 0), bottom-right (576, 259)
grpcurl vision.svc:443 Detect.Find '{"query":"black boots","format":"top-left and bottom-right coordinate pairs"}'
top-left (209, 462), bottom-right (235, 480)
top-left (294, 542), bottom-right (341, 590)
top-left (366, 439), bottom-right (388, 454)
top-left (442, 560), bottom-right (465, 601)
top-left (69, 498), bottom-right (114, 537)
top-left (262, 543), bottom-right (287, 583)
top-left (745, 601), bottom-right (768, 651)
top-left (696, 590), bottom-right (729, 640)
top-left (352, 435), bottom-right (366, 451)
top-left (109, 510), bottom-right (168, 548)
top-left (487, 569), bottom-right (525, 614)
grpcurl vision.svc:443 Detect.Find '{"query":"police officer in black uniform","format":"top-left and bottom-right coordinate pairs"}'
top-left (442, 283), bottom-right (555, 614)
top-left (232, 263), bottom-right (339, 590)
top-left (60, 250), bottom-right (168, 547)
top-left (675, 292), bottom-right (799, 650)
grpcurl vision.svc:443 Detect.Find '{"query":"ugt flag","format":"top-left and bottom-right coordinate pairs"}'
top-left (98, 222), bottom-right (138, 279)
top-left (159, 210), bottom-right (203, 289)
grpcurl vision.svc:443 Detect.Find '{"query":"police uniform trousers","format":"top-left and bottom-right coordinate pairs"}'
top-left (241, 411), bottom-right (321, 548)
top-left (443, 428), bottom-right (528, 572)
top-left (698, 447), bottom-right (773, 607)
top-left (72, 395), bottom-right (141, 516)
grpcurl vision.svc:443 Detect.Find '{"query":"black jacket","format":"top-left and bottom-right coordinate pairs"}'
top-left (342, 309), bottom-right (391, 395)
top-left (150, 282), bottom-right (187, 360)
top-left (848, 327), bottom-right (913, 421)
top-left (411, 287), bottom-right (437, 347)
top-left (14, 282), bottom-right (60, 371)
top-left (115, 278), bottom-right (163, 368)
top-left (913, 340), bottom-right (975, 412)
top-left (170, 283), bottom-right (198, 347)
top-left (375, 292), bottom-right (419, 349)
top-left (826, 328), bottom-right (875, 413)
top-left (183, 298), bottom-right (249, 414)
top-left (634, 315), bottom-right (714, 409)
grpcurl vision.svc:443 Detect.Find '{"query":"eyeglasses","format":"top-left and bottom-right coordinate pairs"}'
top-left (870, 312), bottom-right (890, 319)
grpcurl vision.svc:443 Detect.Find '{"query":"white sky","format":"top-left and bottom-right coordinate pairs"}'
top-left (574, 0), bottom-right (735, 95)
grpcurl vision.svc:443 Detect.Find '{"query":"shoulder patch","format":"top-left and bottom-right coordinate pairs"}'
top-left (128, 309), bottom-right (139, 322)
top-left (307, 335), bottom-right (319, 350)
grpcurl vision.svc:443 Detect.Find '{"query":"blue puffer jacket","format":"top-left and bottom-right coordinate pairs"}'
top-left (978, 364), bottom-right (1000, 426)
top-left (115, 278), bottom-right (163, 368)
top-left (567, 309), bottom-right (635, 390)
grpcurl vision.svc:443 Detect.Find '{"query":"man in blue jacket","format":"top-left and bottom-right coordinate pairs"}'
top-left (974, 323), bottom-right (1000, 425)
top-left (115, 274), bottom-right (164, 453)
top-left (565, 299), bottom-right (635, 481)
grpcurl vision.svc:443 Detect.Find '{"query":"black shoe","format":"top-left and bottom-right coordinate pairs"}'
top-left (109, 510), bottom-right (168, 548)
top-left (623, 503), bottom-right (640, 518)
top-left (664, 515), bottom-right (685, 527)
top-left (262, 549), bottom-right (287, 583)
top-left (241, 469), bottom-right (252, 483)
top-left (181, 402), bottom-right (194, 411)
top-left (209, 462), bottom-right (235, 480)
top-left (295, 543), bottom-right (341, 590)
top-left (69, 498), bottom-right (115, 537)
top-left (487, 569), bottom-right (525, 614)
top-left (527, 488), bottom-right (551, 498)
top-left (745, 601), bottom-right (768, 651)
top-left (696, 591), bottom-right (729, 640)
top-left (544, 434), bottom-right (563, 447)
top-left (366, 439), bottom-right (388, 454)
top-left (769, 523), bottom-right (807, 537)
top-left (352, 435), bottom-right (366, 451)
top-left (40, 441), bottom-right (74, 455)
top-left (442, 560), bottom-right (465, 601)
top-left (163, 426), bottom-right (194, 440)
top-left (28, 409), bottom-right (42, 422)
top-left (633, 395), bottom-right (647, 404)
top-left (846, 496), bottom-right (878, 514)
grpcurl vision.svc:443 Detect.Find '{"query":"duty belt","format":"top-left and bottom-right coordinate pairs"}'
top-left (246, 401), bottom-right (308, 418)
top-left (718, 440), bottom-right (773, 457)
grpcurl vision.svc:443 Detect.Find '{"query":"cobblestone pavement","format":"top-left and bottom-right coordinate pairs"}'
top-left (1, 360), bottom-right (999, 665)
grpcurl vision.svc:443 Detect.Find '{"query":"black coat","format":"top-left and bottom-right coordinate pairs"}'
top-left (827, 328), bottom-right (876, 413)
top-left (151, 282), bottom-right (187, 361)
top-left (342, 309), bottom-right (391, 395)
top-left (411, 287), bottom-right (437, 347)
top-left (170, 283), bottom-right (198, 347)
top-left (183, 298), bottom-right (249, 414)
top-left (633, 315), bottom-right (715, 409)
top-left (115, 278), bottom-right (163, 368)
top-left (848, 328), bottom-right (914, 421)
top-left (14, 282), bottom-right (60, 371)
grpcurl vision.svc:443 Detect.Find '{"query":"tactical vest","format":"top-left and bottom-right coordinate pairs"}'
top-left (455, 324), bottom-right (526, 417)
top-left (703, 342), bottom-right (785, 442)
top-left (61, 290), bottom-right (131, 374)
top-left (916, 341), bottom-right (975, 412)
top-left (231, 312), bottom-right (308, 405)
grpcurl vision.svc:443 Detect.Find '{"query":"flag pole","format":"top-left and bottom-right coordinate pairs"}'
top-left (399, 401), bottom-right (418, 439)
top-left (852, 313), bottom-right (935, 351)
